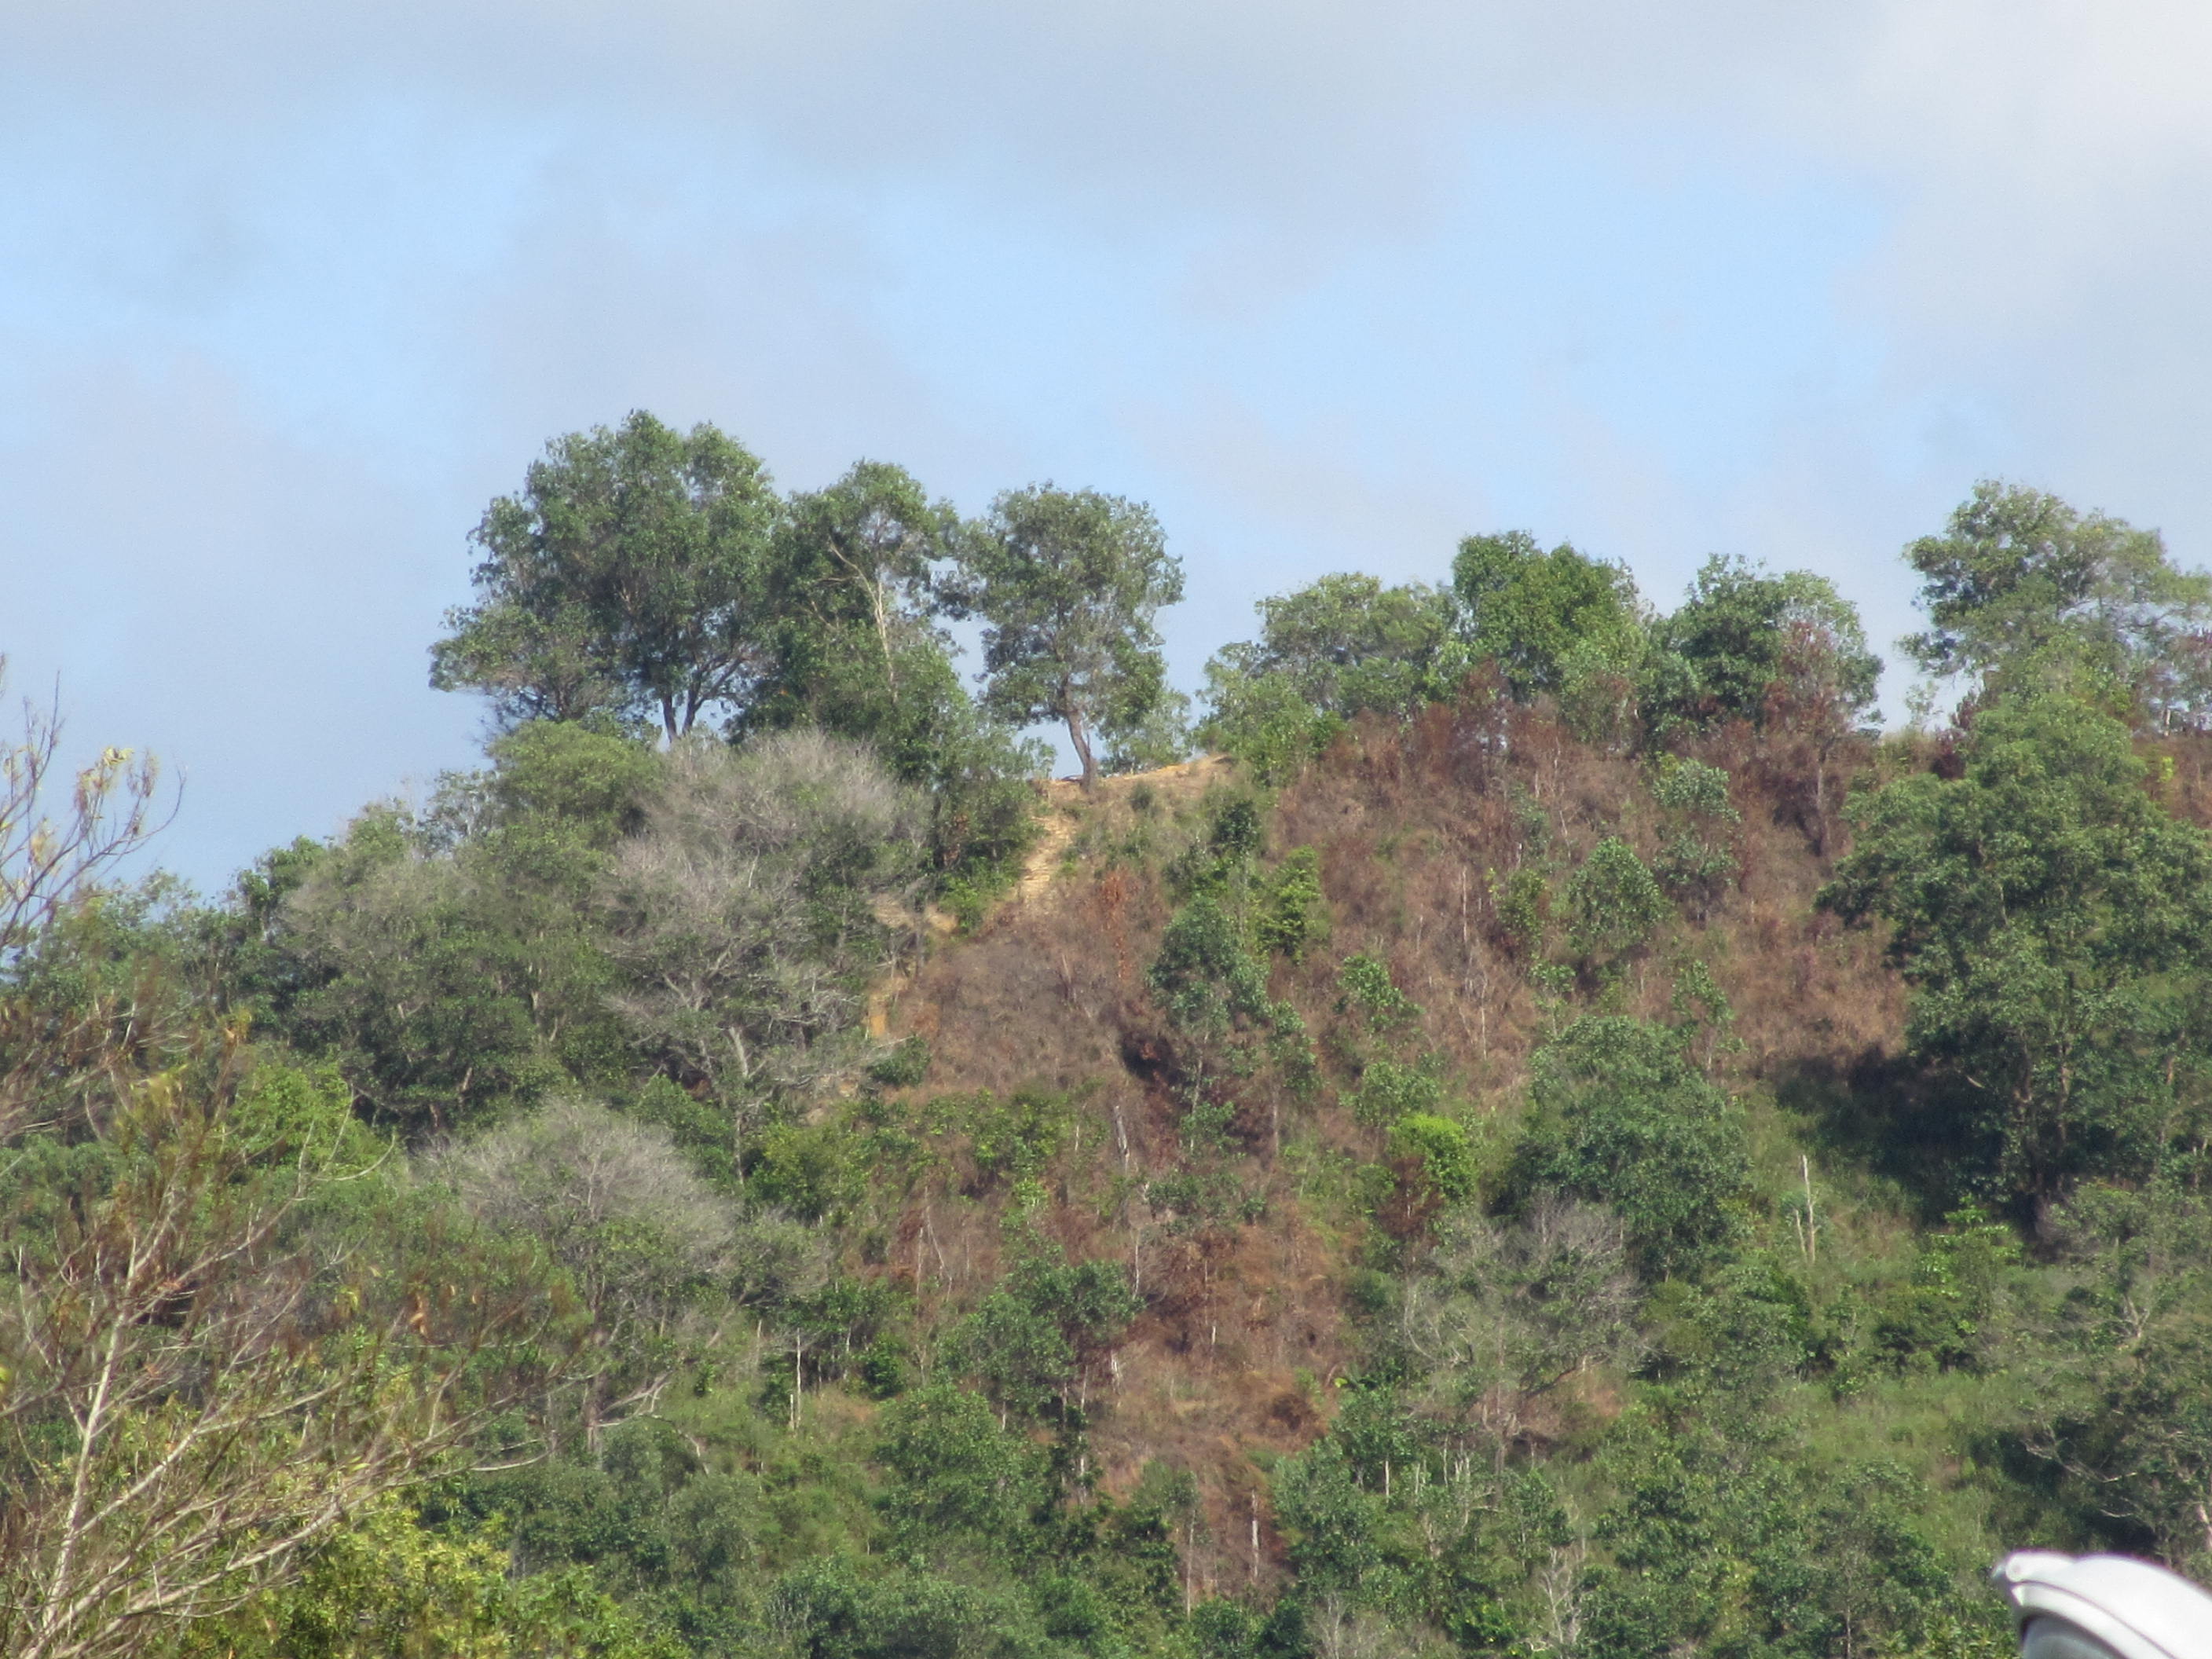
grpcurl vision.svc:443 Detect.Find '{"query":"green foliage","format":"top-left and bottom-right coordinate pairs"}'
top-left (770, 1558), bottom-right (1009, 1659)
top-left (174, 1496), bottom-right (678, 1659)
top-left (1386, 1112), bottom-right (1476, 1203)
top-left (1651, 754), bottom-right (1737, 820)
top-left (1335, 953), bottom-right (1416, 1029)
top-left (1453, 530), bottom-right (1643, 700)
top-left (867, 1035), bottom-right (932, 1090)
top-left (1256, 848), bottom-right (1328, 963)
top-left (1488, 864), bottom-right (1550, 958)
top-left (1869, 1204), bottom-right (2023, 1375)
top-left (1564, 837), bottom-right (1668, 969)
top-left (1514, 1016), bottom-right (1749, 1276)
top-left (1650, 757), bottom-right (1741, 917)
top-left (1151, 895), bottom-right (1272, 1042)
top-left (1199, 574), bottom-right (1467, 775)
top-left (1904, 479), bottom-right (2212, 724)
top-left (1346, 1057), bottom-right (1442, 1128)
top-left (2012, 1184), bottom-right (2212, 1570)
top-left (751, 1120), bottom-right (867, 1222)
top-left (63, 479), bottom-right (2212, 1658)
top-left (1269, 1443), bottom-right (1382, 1599)
top-left (1823, 691), bottom-right (2212, 1195)
top-left (1649, 554), bottom-right (1881, 735)
top-left (874, 1383), bottom-right (1043, 1556)
top-left (432, 412), bottom-right (780, 742)
top-left (956, 1249), bottom-right (1137, 1424)
top-left (950, 485), bottom-right (1186, 787)
top-left (1585, 1428), bottom-right (1959, 1658)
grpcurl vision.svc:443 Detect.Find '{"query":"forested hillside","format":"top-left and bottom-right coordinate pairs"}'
top-left (9, 420), bottom-right (2212, 1659)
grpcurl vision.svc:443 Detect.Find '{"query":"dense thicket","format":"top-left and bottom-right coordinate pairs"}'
top-left (10, 443), bottom-right (2212, 1658)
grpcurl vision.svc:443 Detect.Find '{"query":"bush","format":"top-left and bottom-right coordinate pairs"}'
top-left (1564, 837), bottom-right (1668, 968)
top-left (1514, 1017), bottom-right (1749, 1277)
top-left (1337, 954), bottom-right (1418, 1029)
top-left (1388, 1112), bottom-right (1478, 1204)
top-left (1258, 847), bottom-right (1328, 962)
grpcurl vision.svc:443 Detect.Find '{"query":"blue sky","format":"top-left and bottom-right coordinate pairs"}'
top-left (6, 0), bottom-right (2211, 890)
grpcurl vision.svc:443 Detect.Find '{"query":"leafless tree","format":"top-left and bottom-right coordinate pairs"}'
top-left (1399, 1199), bottom-right (1645, 1462)
top-left (598, 731), bottom-right (923, 1137)
top-left (436, 1097), bottom-right (738, 1445)
top-left (0, 665), bottom-right (172, 1138)
top-left (0, 1037), bottom-right (548, 1659)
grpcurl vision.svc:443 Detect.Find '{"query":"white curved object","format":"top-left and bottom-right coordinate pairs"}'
top-left (1996, 1551), bottom-right (2212, 1659)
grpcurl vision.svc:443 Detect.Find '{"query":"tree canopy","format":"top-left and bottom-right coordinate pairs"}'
top-left (40, 434), bottom-right (2212, 1658)
top-left (949, 485), bottom-right (1186, 786)
top-left (1452, 530), bottom-right (1642, 700)
top-left (1903, 478), bottom-right (2212, 725)
top-left (1824, 692), bottom-right (2212, 1196)
top-left (432, 412), bottom-right (782, 742)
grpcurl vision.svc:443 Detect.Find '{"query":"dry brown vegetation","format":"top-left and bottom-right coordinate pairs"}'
top-left (837, 694), bottom-right (1976, 1591)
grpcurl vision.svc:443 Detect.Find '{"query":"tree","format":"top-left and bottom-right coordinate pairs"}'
top-left (1513, 1016), bottom-right (1749, 1277)
top-left (1903, 480), bottom-right (2212, 726)
top-left (432, 412), bottom-right (781, 743)
top-left (1398, 1200), bottom-right (1643, 1450)
top-left (0, 1053), bottom-right (552, 1659)
top-left (1822, 692), bottom-right (2212, 1197)
top-left (958, 1251), bottom-right (1137, 1426)
top-left (0, 668), bottom-right (170, 1133)
top-left (269, 807), bottom-right (552, 1134)
top-left (597, 731), bottom-right (924, 1122)
top-left (1199, 575), bottom-right (1468, 775)
top-left (1650, 555), bottom-right (1881, 735)
top-left (1562, 838), bottom-right (1669, 974)
top-left (742, 461), bottom-right (963, 770)
top-left (873, 1384), bottom-right (1042, 1555)
top-left (437, 1098), bottom-right (737, 1443)
top-left (2020, 1185), bottom-right (2212, 1575)
top-left (950, 485), bottom-right (1185, 787)
top-left (1452, 532), bottom-right (1641, 701)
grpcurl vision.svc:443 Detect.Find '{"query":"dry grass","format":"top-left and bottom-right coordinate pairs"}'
top-left (861, 699), bottom-right (1945, 1584)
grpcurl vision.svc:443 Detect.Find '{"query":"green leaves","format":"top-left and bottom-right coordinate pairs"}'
top-left (434, 412), bottom-right (780, 742)
top-left (950, 485), bottom-right (1185, 786)
top-left (1564, 837), bottom-right (1668, 970)
top-left (1514, 1016), bottom-right (1749, 1278)
top-left (1823, 692), bottom-right (2212, 1194)
top-left (1649, 554), bottom-right (1881, 735)
top-left (1453, 531), bottom-right (1642, 701)
top-left (1903, 480), bottom-right (2212, 725)
top-left (1150, 894), bottom-right (1272, 1042)
top-left (873, 1383), bottom-right (1043, 1555)
top-left (1199, 574), bottom-right (1466, 776)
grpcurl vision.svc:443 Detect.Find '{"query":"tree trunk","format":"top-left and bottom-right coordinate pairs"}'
top-left (1068, 708), bottom-right (1098, 789)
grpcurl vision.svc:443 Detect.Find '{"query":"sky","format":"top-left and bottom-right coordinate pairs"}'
top-left (5, 0), bottom-right (2212, 892)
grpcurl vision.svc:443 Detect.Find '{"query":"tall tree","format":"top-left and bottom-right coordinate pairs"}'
top-left (0, 1053), bottom-right (551, 1659)
top-left (949, 485), bottom-right (1185, 787)
top-left (744, 460), bottom-right (959, 765)
top-left (1199, 574), bottom-right (1468, 775)
top-left (431, 412), bottom-right (781, 743)
top-left (1651, 555), bottom-right (1881, 734)
top-left (1822, 692), bottom-right (2212, 1198)
top-left (1452, 532), bottom-right (1642, 701)
top-left (1903, 480), bottom-right (2212, 726)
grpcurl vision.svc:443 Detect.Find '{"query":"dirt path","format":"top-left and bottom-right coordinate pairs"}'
top-left (1013, 754), bottom-right (1236, 908)
top-left (866, 753), bottom-right (1236, 1039)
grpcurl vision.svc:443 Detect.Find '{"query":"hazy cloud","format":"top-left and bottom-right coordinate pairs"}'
top-left (4, 0), bottom-right (2210, 883)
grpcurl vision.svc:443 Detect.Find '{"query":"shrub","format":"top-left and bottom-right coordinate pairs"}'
top-left (1564, 837), bottom-right (1668, 968)
top-left (1514, 1016), bottom-right (1749, 1277)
